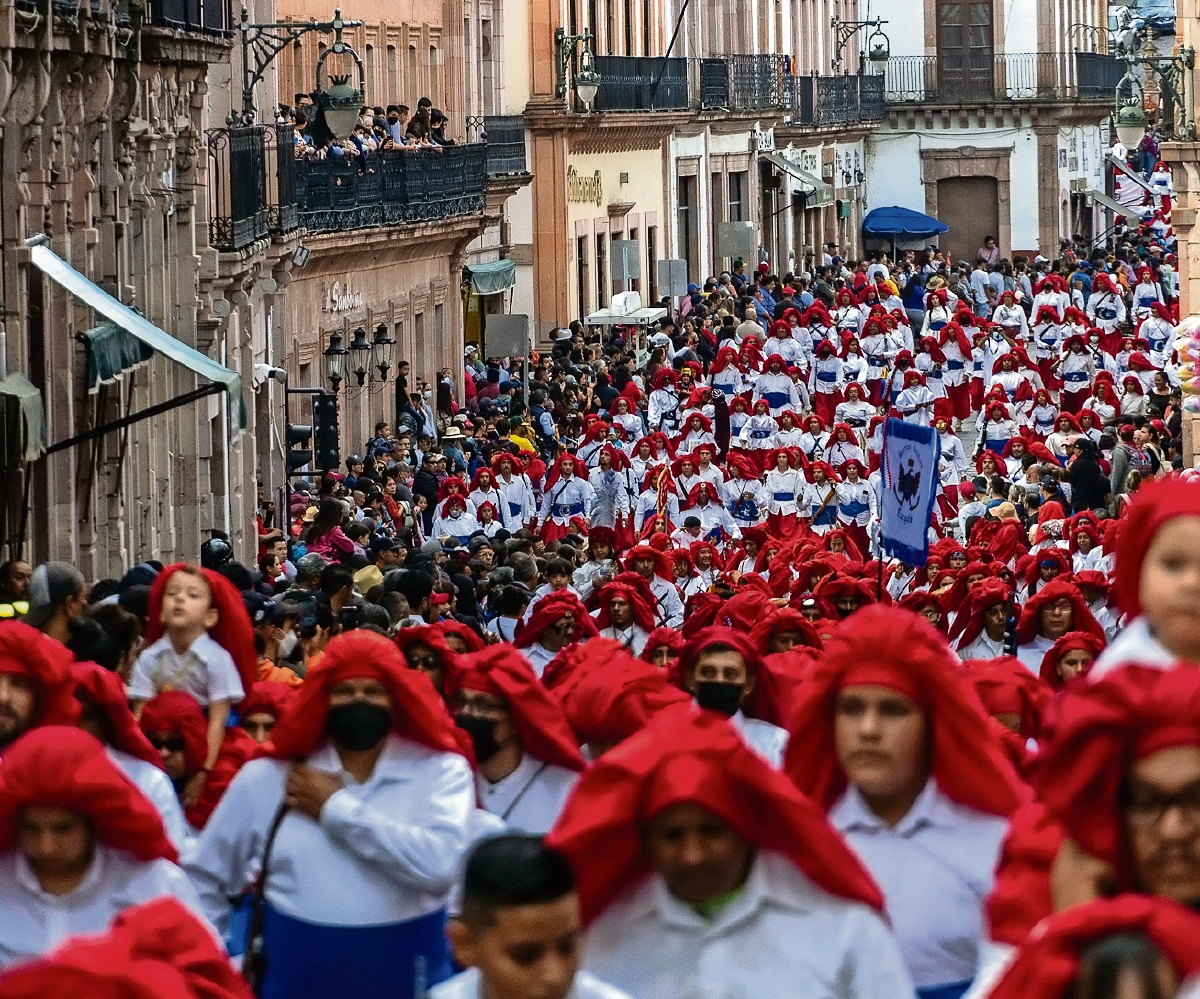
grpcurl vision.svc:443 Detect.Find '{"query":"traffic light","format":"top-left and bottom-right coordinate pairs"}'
top-left (286, 423), bottom-right (312, 473)
top-left (313, 395), bottom-right (340, 471)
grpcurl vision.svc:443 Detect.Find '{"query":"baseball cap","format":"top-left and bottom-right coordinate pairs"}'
top-left (430, 591), bottom-right (452, 606)
top-left (295, 553), bottom-right (329, 577)
top-left (420, 539), bottom-right (444, 557)
top-left (369, 535), bottom-right (402, 555)
top-left (26, 562), bottom-right (86, 627)
top-left (243, 591), bottom-right (283, 626)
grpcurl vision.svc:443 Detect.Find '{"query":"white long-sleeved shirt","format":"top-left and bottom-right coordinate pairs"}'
top-left (184, 734), bottom-right (473, 936)
top-left (433, 968), bottom-right (632, 999)
top-left (830, 780), bottom-right (1009, 991)
top-left (539, 476), bottom-right (597, 527)
top-left (496, 472), bottom-right (537, 529)
top-left (0, 844), bottom-right (207, 968)
top-left (583, 849), bottom-right (916, 999)
top-left (475, 753), bottom-right (578, 834)
top-left (730, 710), bottom-right (788, 769)
top-left (108, 747), bottom-right (189, 854)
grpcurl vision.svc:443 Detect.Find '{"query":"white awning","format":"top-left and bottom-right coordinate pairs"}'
top-left (1087, 189), bottom-right (1131, 216)
top-left (26, 237), bottom-right (245, 428)
top-left (759, 152), bottom-right (834, 208)
top-left (584, 307), bottom-right (668, 327)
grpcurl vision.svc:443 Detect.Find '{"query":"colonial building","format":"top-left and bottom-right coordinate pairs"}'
top-left (867, 0), bottom-right (1122, 260)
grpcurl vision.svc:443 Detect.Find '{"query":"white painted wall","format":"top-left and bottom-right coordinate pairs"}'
top-left (869, 0), bottom-right (926, 58)
top-left (865, 131), bottom-right (925, 211)
top-left (1004, 0), bottom-right (1039, 53)
top-left (509, 184), bottom-right (535, 321)
top-left (1009, 130), bottom-right (1040, 248)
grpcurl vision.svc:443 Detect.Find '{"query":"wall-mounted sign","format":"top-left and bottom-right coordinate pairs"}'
top-left (323, 280), bottom-right (364, 314)
top-left (568, 166), bottom-right (604, 206)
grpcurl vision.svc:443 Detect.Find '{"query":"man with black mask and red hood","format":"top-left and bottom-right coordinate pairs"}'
top-left (185, 630), bottom-right (473, 999)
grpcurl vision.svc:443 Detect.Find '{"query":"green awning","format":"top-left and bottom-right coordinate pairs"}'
top-left (82, 320), bottom-right (155, 392)
top-left (26, 238), bottom-right (246, 428)
top-left (465, 259), bottom-right (517, 296)
top-left (0, 372), bottom-right (46, 462)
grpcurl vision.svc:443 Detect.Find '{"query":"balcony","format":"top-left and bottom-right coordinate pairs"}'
top-left (465, 115), bottom-right (529, 176)
top-left (790, 73), bottom-right (886, 126)
top-left (294, 145), bottom-right (487, 234)
top-left (884, 51), bottom-right (1125, 104)
top-left (147, 0), bottom-right (230, 32)
top-left (591, 56), bottom-right (690, 111)
top-left (699, 55), bottom-right (793, 111)
top-left (207, 126), bottom-right (488, 251)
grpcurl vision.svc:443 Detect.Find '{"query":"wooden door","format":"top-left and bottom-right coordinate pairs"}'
top-left (938, 176), bottom-right (1000, 265)
top-left (937, 1), bottom-right (994, 99)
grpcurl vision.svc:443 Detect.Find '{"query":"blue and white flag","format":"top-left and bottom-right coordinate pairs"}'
top-left (880, 417), bottom-right (941, 567)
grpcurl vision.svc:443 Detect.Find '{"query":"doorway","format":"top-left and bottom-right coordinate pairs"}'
top-left (938, 176), bottom-right (1000, 264)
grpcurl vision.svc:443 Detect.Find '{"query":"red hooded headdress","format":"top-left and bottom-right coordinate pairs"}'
top-left (513, 591), bottom-right (600, 649)
top-left (560, 651), bottom-right (690, 749)
top-left (73, 660), bottom-right (162, 767)
top-left (1114, 473), bottom-right (1200, 621)
top-left (0, 727), bottom-right (177, 864)
top-left (0, 621), bottom-right (81, 728)
top-left (138, 691), bottom-right (208, 775)
top-left (785, 605), bottom-right (1026, 817)
top-left (1016, 578), bottom-right (1105, 645)
top-left (267, 631), bottom-right (464, 760)
top-left (447, 646), bottom-right (584, 771)
top-left (1038, 630), bottom-right (1106, 690)
top-left (545, 710), bottom-right (884, 925)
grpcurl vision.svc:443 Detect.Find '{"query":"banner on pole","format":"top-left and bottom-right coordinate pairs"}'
top-left (880, 417), bottom-right (941, 567)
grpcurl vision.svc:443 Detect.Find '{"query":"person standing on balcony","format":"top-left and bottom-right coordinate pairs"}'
top-left (977, 236), bottom-right (1001, 268)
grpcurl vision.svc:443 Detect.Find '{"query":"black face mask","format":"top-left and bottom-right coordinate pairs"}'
top-left (695, 681), bottom-right (744, 717)
top-left (455, 713), bottom-right (501, 763)
top-left (326, 701), bottom-right (391, 751)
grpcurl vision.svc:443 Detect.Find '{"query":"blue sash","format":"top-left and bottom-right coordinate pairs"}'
top-left (259, 905), bottom-right (452, 999)
top-left (867, 355), bottom-right (887, 366)
top-left (929, 320), bottom-right (947, 331)
top-left (816, 370), bottom-right (838, 382)
top-left (1138, 295), bottom-right (1157, 308)
top-left (553, 502), bottom-right (585, 517)
top-left (1097, 306), bottom-right (1117, 320)
top-left (751, 429), bottom-right (773, 439)
top-left (762, 391), bottom-right (788, 408)
top-left (917, 982), bottom-right (972, 999)
top-left (733, 499), bottom-right (759, 522)
top-left (1064, 370), bottom-right (1088, 383)
top-left (946, 360), bottom-right (965, 370)
top-left (840, 500), bottom-right (869, 517)
top-left (972, 362), bottom-right (983, 373)
top-left (226, 894), bottom-right (253, 958)
top-left (508, 501), bottom-right (523, 517)
top-left (988, 437), bottom-right (1011, 454)
top-left (928, 369), bottom-right (943, 380)
top-left (812, 505), bottom-right (839, 527)
top-left (772, 492), bottom-right (795, 502)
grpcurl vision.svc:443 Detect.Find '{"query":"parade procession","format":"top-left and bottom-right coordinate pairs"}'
top-left (4, 0), bottom-right (1200, 994)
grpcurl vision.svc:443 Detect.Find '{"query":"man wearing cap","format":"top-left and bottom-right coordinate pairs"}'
top-left (546, 710), bottom-right (914, 999)
top-left (354, 536), bottom-right (403, 594)
top-left (24, 562), bottom-right (86, 646)
top-left (186, 631), bottom-right (473, 999)
top-left (447, 646), bottom-right (583, 833)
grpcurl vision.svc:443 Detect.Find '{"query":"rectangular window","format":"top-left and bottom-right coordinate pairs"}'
top-left (710, 172), bottom-right (724, 266)
top-left (678, 175), bottom-right (699, 283)
top-left (628, 227), bottom-right (641, 294)
top-left (647, 225), bottom-right (658, 303)
top-left (623, 0), bottom-right (632, 54)
top-left (387, 45), bottom-right (398, 101)
top-left (577, 235), bottom-right (589, 319)
top-left (728, 171), bottom-right (745, 222)
top-left (937, 1), bottom-right (993, 98)
top-left (596, 233), bottom-right (608, 310)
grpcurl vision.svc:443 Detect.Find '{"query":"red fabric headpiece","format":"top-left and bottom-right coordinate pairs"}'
top-left (985, 801), bottom-right (1062, 946)
top-left (593, 580), bottom-right (657, 635)
top-left (748, 607), bottom-right (823, 655)
top-left (545, 710), bottom-right (884, 925)
top-left (785, 605), bottom-right (1026, 817)
top-left (1037, 630), bottom-right (1106, 690)
top-left (964, 656), bottom-right (1053, 740)
top-left (138, 691), bottom-right (209, 776)
top-left (238, 680), bottom-right (297, 723)
top-left (0, 896), bottom-right (254, 999)
top-left (73, 661), bottom-right (162, 767)
top-left (394, 623), bottom-right (462, 672)
top-left (1038, 665), bottom-right (1200, 878)
top-left (447, 645), bottom-right (584, 771)
top-left (513, 591), bottom-right (599, 649)
top-left (640, 627), bottom-right (686, 662)
top-left (561, 651), bottom-right (689, 747)
top-left (1115, 473), bottom-right (1200, 621)
top-left (267, 631), bottom-right (464, 760)
top-left (988, 896), bottom-right (1200, 999)
top-left (1016, 578), bottom-right (1105, 646)
top-left (0, 727), bottom-right (176, 863)
top-left (0, 621), bottom-right (81, 728)
top-left (144, 566), bottom-right (257, 699)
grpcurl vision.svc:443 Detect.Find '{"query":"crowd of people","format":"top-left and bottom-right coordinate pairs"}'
top-left (286, 94), bottom-right (456, 163)
top-left (1, 174), bottom-right (1200, 998)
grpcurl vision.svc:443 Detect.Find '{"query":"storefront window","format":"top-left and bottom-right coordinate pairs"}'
top-left (596, 233), bottom-right (608, 310)
top-left (729, 172), bottom-right (745, 222)
top-left (647, 226), bottom-right (657, 302)
top-left (577, 235), bottom-right (589, 319)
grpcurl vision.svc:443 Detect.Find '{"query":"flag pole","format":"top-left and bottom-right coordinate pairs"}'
top-left (877, 421), bottom-right (886, 602)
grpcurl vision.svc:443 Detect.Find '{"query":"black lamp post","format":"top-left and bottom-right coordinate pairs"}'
top-left (324, 331), bottom-right (348, 393)
top-left (349, 326), bottom-right (372, 387)
top-left (373, 322), bottom-right (395, 382)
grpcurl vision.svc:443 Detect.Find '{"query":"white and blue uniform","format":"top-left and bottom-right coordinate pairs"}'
top-left (538, 475), bottom-right (597, 531)
top-left (185, 734), bottom-right (474, 999)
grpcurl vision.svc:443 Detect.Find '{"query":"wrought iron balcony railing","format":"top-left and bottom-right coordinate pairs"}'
top-left (293, 144), bottom-right (487, 235)
top-left (884, 51), bottom-right (1125, 104)
top-left (465, 115), bottom-right (529, 176)
top-left (591, 56), bottom-right (690, 111)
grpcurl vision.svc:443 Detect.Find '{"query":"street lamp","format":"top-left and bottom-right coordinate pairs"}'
top-left (372, 322), bottom-right (395, 382)
top-left (348, 326), bottom-right (372, 387)
top-left (1114, 99), bottom-right (1150, 150)
top-left (831, 15), bottom-right (890, 75)
top-left (324, 331), bottom-right (348, 393)
top-left (555, 28), bottom-right (603, 107)
top-left (229, 6), bottom-right (365, 128)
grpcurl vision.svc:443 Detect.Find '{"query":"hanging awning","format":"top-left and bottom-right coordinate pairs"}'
top-left (862, 206), bottom-right (949, 240)
top-left (26, 237), bottom-right (245, 428)
top-left (464, 259), bottom-right (517, 296)
top-left (1087, 189), bottom-right (1130, 216)
top-left (0, 372), bottom-right (46, 462)
top-left (82, 321), bottom-right (155, 392)
top-left (759, 152), bottom-right (835, 208)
